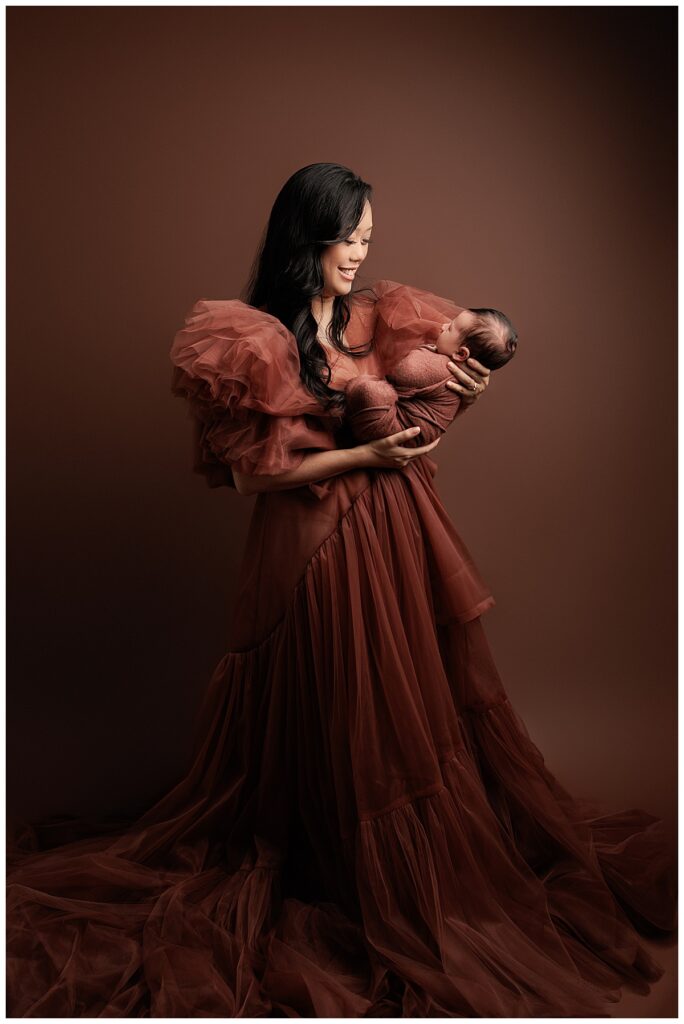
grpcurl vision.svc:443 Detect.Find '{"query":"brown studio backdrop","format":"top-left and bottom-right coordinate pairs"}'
top-left (8, 8), bottom-right (676, 849)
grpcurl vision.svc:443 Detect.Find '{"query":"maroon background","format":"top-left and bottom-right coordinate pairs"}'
top-left (8, 7), bottom-right (677, 1008)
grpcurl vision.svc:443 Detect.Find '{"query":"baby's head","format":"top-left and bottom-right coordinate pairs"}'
top-left (435, 308), bottom-right (518, 371)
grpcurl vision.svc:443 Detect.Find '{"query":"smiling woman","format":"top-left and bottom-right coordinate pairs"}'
top-left (5, 162), bottom-right (676, 1018)
top-left (325, 202), bottom-right (373, 275)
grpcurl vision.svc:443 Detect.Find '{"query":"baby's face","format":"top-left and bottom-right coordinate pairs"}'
top-left (434, 318), bottom-right (464, 357)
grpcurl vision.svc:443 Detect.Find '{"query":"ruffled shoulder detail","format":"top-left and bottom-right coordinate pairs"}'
top-left (170, 299), bottom-right (324, 418)
top-left (368, 280), bottom-right (467, 374)
top-left (170, 299), bottom-right (340, 495)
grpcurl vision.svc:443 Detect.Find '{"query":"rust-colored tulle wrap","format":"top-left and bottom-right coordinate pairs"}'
top-left (6, 280), bottom-right (676, 1016)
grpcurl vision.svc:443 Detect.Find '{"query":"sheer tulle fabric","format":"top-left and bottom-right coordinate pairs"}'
top-left (370, 279), bottom-right (467, 375)
top-left (7, 283), bottom-right (676, 1017)
top-left (169, 298), bottom-right (343, 494)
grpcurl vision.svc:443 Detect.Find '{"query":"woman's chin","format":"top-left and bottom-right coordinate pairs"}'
top-left (321, 273), bottom-right (355, 298)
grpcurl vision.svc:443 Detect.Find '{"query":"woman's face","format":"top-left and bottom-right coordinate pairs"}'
top-left (320, 199), bottom-right (373, 297)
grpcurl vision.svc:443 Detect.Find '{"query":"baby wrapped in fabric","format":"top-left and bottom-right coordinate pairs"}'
top-left (345, 305), bottom-right (518, 446)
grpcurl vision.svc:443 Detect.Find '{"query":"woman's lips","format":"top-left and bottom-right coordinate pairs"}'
top-left (338, 268), bottom-right (356, 280)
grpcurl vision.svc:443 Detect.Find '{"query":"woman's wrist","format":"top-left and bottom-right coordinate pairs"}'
top-left (348, 443), bottom-right (371, 470)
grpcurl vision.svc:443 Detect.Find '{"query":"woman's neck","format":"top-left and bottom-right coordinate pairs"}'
top-left (311, 293), bottom-right (334, 319)
top-left (311, 293), bottom-right (335, 341)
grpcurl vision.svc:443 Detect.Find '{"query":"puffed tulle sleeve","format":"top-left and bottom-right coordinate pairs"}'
top-left (370, 279), bottom-right (467, 375)
top-left (170, 299), bottom-right (341, 497)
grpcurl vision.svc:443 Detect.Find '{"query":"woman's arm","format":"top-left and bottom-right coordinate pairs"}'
top-left (233, 446), bottom-right (365, 496)
top-left (233, 427), bottom-right (441, 496)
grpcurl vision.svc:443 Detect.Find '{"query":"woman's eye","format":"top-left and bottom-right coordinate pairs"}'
top-left (346, 239), bottom-right (373, 245)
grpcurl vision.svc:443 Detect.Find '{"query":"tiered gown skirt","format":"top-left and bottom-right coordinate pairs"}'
top-left (6, 457), bottom-right (676, 1017)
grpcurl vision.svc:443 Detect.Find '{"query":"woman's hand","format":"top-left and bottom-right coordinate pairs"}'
top-left (357, 425), bottom-right (441, 470)
top-left (425, 346), bottom-right (491, 410)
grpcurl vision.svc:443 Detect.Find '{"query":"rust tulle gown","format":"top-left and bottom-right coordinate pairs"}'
top-left (6, 281), bottom-right (676, 1017)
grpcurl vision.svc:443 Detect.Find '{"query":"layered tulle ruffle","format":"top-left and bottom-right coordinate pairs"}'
top-left (369, 280), bottom-right (467, 375)
top-left (169, 298), bottom-right (343, 493)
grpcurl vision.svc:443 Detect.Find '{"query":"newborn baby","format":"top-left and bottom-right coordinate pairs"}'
top-left (345, 306), bottom-right (517, 446)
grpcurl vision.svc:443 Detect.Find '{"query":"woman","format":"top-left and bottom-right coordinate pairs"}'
top-left (6, 163), bottom-right (675, 1017)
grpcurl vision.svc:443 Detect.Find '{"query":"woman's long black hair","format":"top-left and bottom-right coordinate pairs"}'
top-left (242, 163), bottom-right (375, 414)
